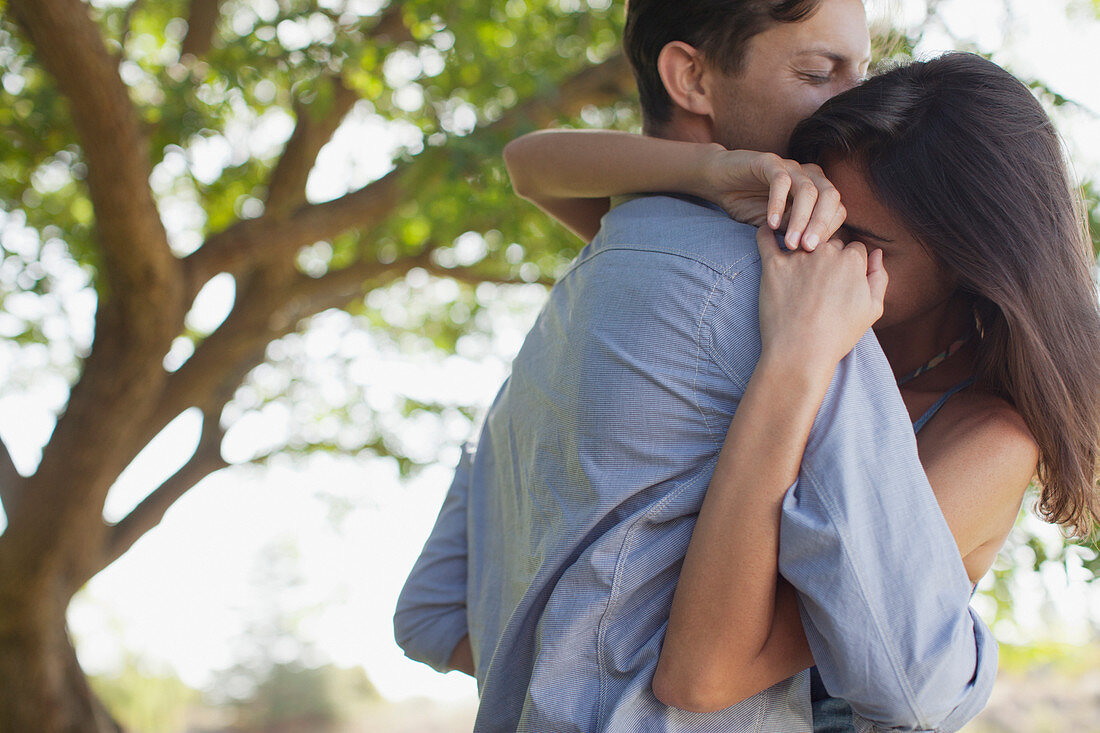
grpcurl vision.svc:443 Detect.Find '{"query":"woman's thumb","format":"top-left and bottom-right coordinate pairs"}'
top-left (867, 248), bottom-right (888, 312)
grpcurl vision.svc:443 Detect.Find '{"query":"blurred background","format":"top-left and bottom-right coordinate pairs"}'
top-left (1, 0), bottom-right (1099, 731)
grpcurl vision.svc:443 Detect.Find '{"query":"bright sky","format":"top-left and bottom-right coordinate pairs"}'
top-left (2, 0), bottom-right (1100, 715)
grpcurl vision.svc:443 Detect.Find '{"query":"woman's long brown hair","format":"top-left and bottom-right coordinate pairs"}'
top-left (790, 52), bottom-right (1100, 538)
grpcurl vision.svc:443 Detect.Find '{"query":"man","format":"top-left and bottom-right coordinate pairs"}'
top-left (395, 1), bottom-right (997, 730)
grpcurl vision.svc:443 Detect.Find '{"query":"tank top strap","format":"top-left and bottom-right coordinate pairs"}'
top-left (912, 376), bottom-right (977, 434)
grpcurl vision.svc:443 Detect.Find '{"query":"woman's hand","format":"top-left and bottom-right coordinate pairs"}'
top-left (698, 150), bottom-right (846, 252)
top-left (755, 226), bottom-right (888, 370)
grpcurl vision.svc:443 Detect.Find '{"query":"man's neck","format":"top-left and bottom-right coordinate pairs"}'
top-left (648, 114), bottom-right (719, 147)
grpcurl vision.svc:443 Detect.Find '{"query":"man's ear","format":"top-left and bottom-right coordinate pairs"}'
top-left (656, 41), bottom-right (715, 118)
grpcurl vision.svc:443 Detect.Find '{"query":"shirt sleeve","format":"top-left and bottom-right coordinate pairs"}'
top-left (778, 330), bottom-right (998, 732)
top-left (392, 443), bottom-right (472, 673)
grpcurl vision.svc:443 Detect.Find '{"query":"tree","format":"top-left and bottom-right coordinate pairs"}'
top-left (0, 0), bottom-right (1096, 730)
top-left (0, 0), bottom-right (631, 729)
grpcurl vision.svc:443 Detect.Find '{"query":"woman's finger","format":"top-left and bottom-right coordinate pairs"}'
top-left (866, 247), bottom-right (889, 312)
top-left (766, 164), bottom-right (793, 231)
top-left (843, 239), bottom-right (869, 264)
top-left (756, 224), bottom-right (784, 262)
top-left (784, 173), bottom-right (820, 250)
top-left (798, 171), bottom-right (843, 251)
top-left (825, 204), bottom-right (848, 244)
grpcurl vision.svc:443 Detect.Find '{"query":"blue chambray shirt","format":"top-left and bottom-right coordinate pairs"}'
top-left (394, 195), bottom-right (997, 732)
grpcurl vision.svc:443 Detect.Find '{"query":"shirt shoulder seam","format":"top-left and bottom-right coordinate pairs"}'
top-left (691, 271), bottom-right (737, 448)
top-left (560, 244), bottom-right (756, 285)
top-left (696, 264), bottom-right (756, 393)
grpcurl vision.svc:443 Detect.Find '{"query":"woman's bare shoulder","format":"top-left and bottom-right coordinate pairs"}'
top-left (920, 389), bottom-right (1038, 564)
top-left (940, 390), bottom-right (1038, 460)
top-left (929, 390), bottom-right (1039, 486)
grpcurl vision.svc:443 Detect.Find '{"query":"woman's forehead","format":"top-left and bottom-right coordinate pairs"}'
top-left (824, 158), bottom-right (908, 242)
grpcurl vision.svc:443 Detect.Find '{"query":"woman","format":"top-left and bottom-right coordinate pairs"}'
top-left (503, 53), bottom-right (1100, 727)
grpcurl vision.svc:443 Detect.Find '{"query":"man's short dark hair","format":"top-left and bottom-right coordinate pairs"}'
top-left (623, 0), bottom-right (824, 130)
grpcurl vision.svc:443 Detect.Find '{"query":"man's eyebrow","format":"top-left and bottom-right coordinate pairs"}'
top-left (843, 224), bottom-right (894, 243)
top-left (795, 49), bottom-right (873, 66)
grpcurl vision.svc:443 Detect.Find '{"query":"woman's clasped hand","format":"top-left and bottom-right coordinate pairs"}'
top-left (755, 225), bottom-right (887, 371)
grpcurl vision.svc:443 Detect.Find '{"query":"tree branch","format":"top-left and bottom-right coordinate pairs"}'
top-left (421, 260), bottom-right (556, 288)
top-left (290, 52), bottom-right (633, 240)
top-left (368, 2), bottom-right (414, 45)
top-left (288, 256), bottom-right (426, 309)
top-left (183, 166), bottom-right (406, 298)
top-left (0, 0), bottom-right (192, 588)
top-left (179, 0), bottom-right (223, 59)
top-left (9, 0), bottom-right (178, 311)
top-left (104, 411), bottom-right (227, 567)
top-left (182, 52), bottom-right (632, 294)
top-left (265, 78), bottom-right (361, 218)
top-left (153, 270), bottom-right (292, 426)
top-left (94, 246), bottom-right (539, 567)
top-left (155, 258), bottom-right (393, 438)
top-left (158, 254), bottom-right (428, 451)
top-left (83, 264), bottom-right (386, 564)
top-left (288, 248), bottom-right (552, 314)
top-left (0, 435), bottom-right (23, 519)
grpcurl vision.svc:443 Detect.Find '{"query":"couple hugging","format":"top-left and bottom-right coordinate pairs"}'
top-left (395, 0), bottom-right (1100, 731)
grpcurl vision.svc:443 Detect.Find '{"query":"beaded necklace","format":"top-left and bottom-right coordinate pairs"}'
top-left (896, 331), bottom-right (974, 386)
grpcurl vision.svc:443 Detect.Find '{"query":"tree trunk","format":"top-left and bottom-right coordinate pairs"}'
top-left (0, 591), bottom-right (121, 733)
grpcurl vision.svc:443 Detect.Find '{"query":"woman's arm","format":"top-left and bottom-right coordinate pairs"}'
top-left (653, 229), bottom-right (887, 711)
top-left (503, 131), bottom-right (717, 241)
top-left (651, 349), bottom-right (832, 711)
top-left (503, 130), bottom-right (845, 249)
top-left (653, 238), bottom-right (1036, 713)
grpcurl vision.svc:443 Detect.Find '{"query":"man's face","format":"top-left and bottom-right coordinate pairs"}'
top-left (707, 0), bottom-right (871, 155)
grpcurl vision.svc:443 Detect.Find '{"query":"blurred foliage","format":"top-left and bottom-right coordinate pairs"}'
top-left (223, 662), bottom-right (382, 730)
top-left (1084, 180), bottom-right (1100, 256)
top-left (998, 639), bottom-right (1100, 676)
top-left (0, 0), bottom-right (637, 474)
top-left (2, 0), bottom-right (1100, 649)
top-left (89, 656), bottom-right (201, 733)
top-left (91, 655), bottom-right (384, 733)
top-left (203, 538), bottom-right (383, 729)
top-left (980, 487), bottom-right (1100, 638)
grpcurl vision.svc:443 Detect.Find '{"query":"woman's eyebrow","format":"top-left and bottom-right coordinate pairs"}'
top-left (843, 223), bottom-right (894, 243)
